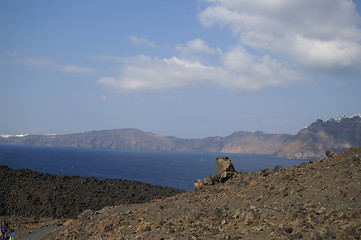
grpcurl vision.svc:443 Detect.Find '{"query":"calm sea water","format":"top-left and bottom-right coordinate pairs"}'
top-left (0, 145), bottom-right (308, 190)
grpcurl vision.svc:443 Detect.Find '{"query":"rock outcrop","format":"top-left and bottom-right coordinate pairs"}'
top-left (195, 156), bottom-right (236, 189)
top-left (215, 156), bottom-right (236, 182)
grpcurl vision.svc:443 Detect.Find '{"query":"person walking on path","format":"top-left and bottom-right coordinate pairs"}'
top-left (1, 221), bottom-right (8, 240)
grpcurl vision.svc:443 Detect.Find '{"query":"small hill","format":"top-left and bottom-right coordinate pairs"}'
top-left (275, 114), bottom-right (361, 159)
top-left (42, 147), bottom-right (361, 239)
top-left (0, 165), bottom-right (183, 220)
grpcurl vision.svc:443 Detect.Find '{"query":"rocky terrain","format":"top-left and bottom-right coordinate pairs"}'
top-left (0, 128), bottom-right (292, 155)
top-left (0, 165), bottom-right (183, 237)
top-left (31, 147), bottom-right (361, 239)
top-left (275, 114), bottom-right (361, 159)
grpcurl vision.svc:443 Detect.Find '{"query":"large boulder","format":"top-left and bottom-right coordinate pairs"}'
top-left (195, 156), bottom-right (237, 189)
top-left (326, 150), bottom-right (336, 158)
top-left (215, 156), bottom-right (236, 182)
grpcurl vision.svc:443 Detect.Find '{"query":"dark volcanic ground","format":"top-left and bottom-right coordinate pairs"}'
top-left (0, 165), bottom-right (184, 236)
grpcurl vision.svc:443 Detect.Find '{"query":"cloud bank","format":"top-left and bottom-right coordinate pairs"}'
top-left (98, 0), bottom-right (361, 93)
top-left (199, 0), bottom-right (361, 75)
top-left (97, 47), bottom-right (300, 93)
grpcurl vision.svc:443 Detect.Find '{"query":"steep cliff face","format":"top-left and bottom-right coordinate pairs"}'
top-left (0, 129), bottom-right (291, 155)
top-left (275, 114), bottom-right (361, 159)
top-left (221, 131), bottom-right (293, 154)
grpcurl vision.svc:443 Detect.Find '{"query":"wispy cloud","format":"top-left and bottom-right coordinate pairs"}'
top-left (128, 35), bottom-right (157, 48)
top-left (92, 55), bottom-right (124, 62)
top-left (18, 56), bottom-right (95, 74)
top-left (60, 65), bottom-right (95, 74)
top-left (176, 38), bottom-right (220, 55)
top-left (199, 0), bottom-right (361, 76)
top-left (18, 57), bottom-right (56, 67)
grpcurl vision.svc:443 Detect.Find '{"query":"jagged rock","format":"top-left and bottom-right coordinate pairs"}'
top-left (215, 156), bottom-right (236, 182)
top-left (77, 210), bottom-right (93, 221)
top-left (195, 157), bottom-right (237, 189)
top-left (194, 179), bottom-right (204, 190)
top-left (274, 165), bottom-right (285, 172)
top-left (203, 177), bottom-right (214, 185)
top-left (326, 150), bottom-right (336, 158)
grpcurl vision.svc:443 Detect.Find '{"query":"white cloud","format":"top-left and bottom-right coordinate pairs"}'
top-left (98, 0), bottom-right (361, 93)
top-left (176, 38), bottom-right (220, 55)
top-left (60, 65), bottom-right (95, 74)
top-left (101, 95), bottom-right (110, 101)
top-left (18, 57), bottom-right (95, 74)
top-left (18, 57), bottom-right (55, 67)
top-left (92, 55), bottom-right (124, 62)
top-left (199, 0), bottom-right (361, 75)
top-left (128, 35), bottom-right (156, 48)
top-left (97, 48), bottom-right (301, 93)
top-left (98, 55), bottom-right (213, 92)
top-left (219, 46), bottom-right (301, 91)
top-left (6, 51), bottom-right (17, 56)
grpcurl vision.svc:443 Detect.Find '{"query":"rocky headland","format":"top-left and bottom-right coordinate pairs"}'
top-left (9, 147), bottom-right (358, 239)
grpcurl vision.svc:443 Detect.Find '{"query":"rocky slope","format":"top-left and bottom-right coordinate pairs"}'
top-left (275, 114), bottom-right (361, 159)
top-left (39, 147), bottom-right (361, 239)
top-left (0, 129), bottom-right (292, 155)
top-left (0, 165), bottom-right (183, 220)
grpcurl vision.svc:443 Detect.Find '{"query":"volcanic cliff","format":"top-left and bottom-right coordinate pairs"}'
top-left (275, 114), bottom-right (361, 159)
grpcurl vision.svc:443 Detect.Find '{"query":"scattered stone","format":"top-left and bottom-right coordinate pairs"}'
top-left (284, 226), bottom-right (293, 233)
top-left (274, 165), bottom-right (285, 172)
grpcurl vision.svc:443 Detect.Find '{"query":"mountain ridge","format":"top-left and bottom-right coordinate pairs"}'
top-left (275, 114), bottom-right (361, 159)
top-left (2, 114), bottom-right (361, 158)
top-left (0, 129), bottom-right (292, 155)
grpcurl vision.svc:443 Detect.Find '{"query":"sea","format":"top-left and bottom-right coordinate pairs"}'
top-left (0, 144), bottom-right (308, 191)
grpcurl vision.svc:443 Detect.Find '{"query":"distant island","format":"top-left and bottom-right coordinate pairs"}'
top-left (1, 114), bottom-right (361, 159)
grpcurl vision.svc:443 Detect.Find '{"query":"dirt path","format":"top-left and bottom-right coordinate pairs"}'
top-left (18, 226), bottom-right (60, 240)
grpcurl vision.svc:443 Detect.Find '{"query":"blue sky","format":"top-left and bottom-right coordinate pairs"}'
top-left (1, 0), bottom-right (361, 138)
